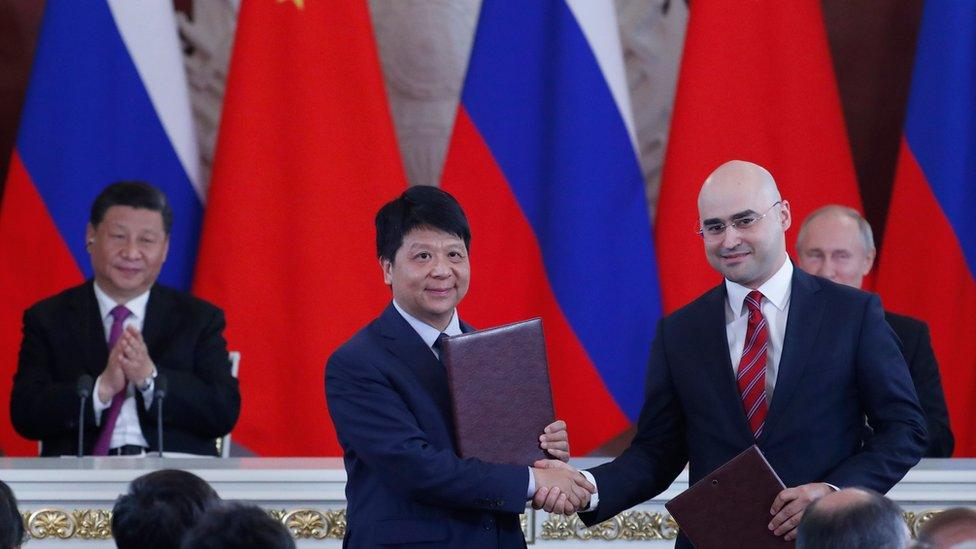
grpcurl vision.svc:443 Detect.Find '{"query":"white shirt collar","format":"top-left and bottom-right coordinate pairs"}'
top-left (392, 299), bottom-right (462, 349)
top-left (93, 282), bottom-right (150, 323)
top-left (725, 257), bottom-right (793, 317)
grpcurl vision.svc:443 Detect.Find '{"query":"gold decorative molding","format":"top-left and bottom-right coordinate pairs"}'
top-left (269, 509), bottom-right (346, 540)
top-left (23, 507), bottom-right (346, 541)
top-left (72, 509), bottom-right (113, 539)
top-left (541, 512), bottom-right (679, 541)
top-left (25, 509), bottom-right (74, 540)
top-left (541, 512), bottom-right (678, 541)
top-left (905, 510), bottom-right (943, 538)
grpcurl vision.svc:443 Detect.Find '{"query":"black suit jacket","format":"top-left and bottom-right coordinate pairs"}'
top-left (581, 268), bottom-right (927, 547)
top-left (10, 281), bottom-right (241, 456)
top-left (885, 311), bottom-right (954, 457)
top-left (326, 304), bottom-right (528, 548)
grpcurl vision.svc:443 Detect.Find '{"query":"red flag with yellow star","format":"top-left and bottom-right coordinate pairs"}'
top-left (193, 0), bottom-right (406, 455)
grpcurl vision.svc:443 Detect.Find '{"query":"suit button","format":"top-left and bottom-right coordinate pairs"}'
top-left (483, 518), bottom-right (495, 531)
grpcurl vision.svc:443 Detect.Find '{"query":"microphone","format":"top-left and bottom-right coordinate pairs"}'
top-left (76, 375), bottom-right (93, 458)
top-left (154, 374), bottom-right (168, 458)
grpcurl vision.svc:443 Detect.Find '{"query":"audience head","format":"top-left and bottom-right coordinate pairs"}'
top-left (375, 185), bottom-right (472, 330)
top-left (180, 502), bottom-right (295, 549)
top-left (86, 181), bottom-right (172, 302)
top-left (0, 480), bottom-right (25, 549)
top-left (797, 487), bottom-right (909, 549)
top-left (112, 469), bottom-right (220, 549)
top-left (796, 204), bottom-right (875, 288)
top-left (916, 507), bottom-right (976, 549)
top-left (697, 160), bottom-right (791, 289)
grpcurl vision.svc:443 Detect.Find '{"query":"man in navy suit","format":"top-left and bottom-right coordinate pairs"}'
top-left (537, 160), bottom-right (926, 545)
top-left (325, 186), bottom-right (594, 548)
top-left (796, 204), bottom-right (953, 457)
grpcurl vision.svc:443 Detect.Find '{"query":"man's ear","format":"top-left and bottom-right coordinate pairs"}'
top-left (85, 224), bottom-right (95, 251)
top-left (779, 200), bottom-right (792, 231)
top-left (380, 258), bottom-right (393, 286)
top-left (863, 249), bottom-right (876, 277)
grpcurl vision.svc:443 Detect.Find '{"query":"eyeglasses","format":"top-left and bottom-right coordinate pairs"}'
top-left (697, 201), bottom-right (782, 241)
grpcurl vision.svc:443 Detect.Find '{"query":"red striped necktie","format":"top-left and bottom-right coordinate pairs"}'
top-left (737, 290), bottom-right (768, 439)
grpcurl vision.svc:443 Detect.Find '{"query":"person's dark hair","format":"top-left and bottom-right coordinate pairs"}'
top-left (796, 488), bottom-right (908, 549)
top-left (90, 180), bottom-right (173, 234)
top-left (375, 185), bottom-right (471, 262)
top-left (180, 503), bottom-right (295, 549)
top-left (0, 480), bottom-right (25, 549)
top-left (112, 469), bottom-right (220, 549)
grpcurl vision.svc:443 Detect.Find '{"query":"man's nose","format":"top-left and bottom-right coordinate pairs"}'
top-left (430, 256), bottom-right (451, 277)
top-left (721, 225), bottom-right (743, 248)
top-left (120, 239), bottom-right (140, 258)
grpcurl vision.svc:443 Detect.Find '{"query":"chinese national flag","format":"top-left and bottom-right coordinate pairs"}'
top-left (656, 1), bottom-right (862, 311)
top-left (193, 0), bottom-right (406, 455)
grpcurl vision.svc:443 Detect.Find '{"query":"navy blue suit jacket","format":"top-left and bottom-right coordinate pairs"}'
top-left (581, 268), bottom-right (927, 544)
top-left (326, 304), bottom-right (529, 548)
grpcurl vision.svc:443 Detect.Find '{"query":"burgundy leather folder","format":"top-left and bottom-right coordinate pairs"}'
top-left (665, 445), bottom-right (794, 549)
top-left (441, 318), bottom-right (555, 466)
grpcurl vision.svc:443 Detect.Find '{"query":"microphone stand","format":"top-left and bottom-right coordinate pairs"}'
top-left (155, 374), bottom-right (168, 458)
top-left (76, 375), bottom-right (93, 458)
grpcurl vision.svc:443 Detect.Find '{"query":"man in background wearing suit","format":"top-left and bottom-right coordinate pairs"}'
top-left (796, 204), bottom-right (953, 457)
top-left (537, 160), bottom-right (926, 546)
top-left (10, 181), bottom-right (239, 456)
top-left (326, 185), bottom-right (593, 548)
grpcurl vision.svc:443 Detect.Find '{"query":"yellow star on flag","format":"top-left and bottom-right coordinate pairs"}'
top-left (277, 0), bottom-right (304, 10)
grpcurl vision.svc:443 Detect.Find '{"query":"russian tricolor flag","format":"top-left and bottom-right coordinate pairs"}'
top-left (876, 0), bottom-right (976, 456)
top-left (441, 0), bottom-right (662, 453)
top-left (0, 0), bottom-right (200, 455)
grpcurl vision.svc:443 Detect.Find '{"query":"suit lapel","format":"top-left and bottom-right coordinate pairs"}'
top-left (699, 284), bottom-right (756, 441)
top-left (68, 281), bottom-right (110, 377)
top-left (761, 269), bottom-right (823, 442)
top-left (142, 285), bottom-right (175, 359)
top-left (375, 304), bottom-right (455, 423)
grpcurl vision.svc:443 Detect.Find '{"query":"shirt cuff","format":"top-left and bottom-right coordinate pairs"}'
top-left (580, 470), bottom-right (599, 511)
top-left (92, 375), bottom-right (111, 425)
top-left (139, 379), bottom-right (155, 409)
top-left (526, 467), bottom-right (536, 499)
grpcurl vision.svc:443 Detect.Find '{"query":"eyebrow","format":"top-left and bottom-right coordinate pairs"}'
top-left (702, 209), bottom-right (758, 225)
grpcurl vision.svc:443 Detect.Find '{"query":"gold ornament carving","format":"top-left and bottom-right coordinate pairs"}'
top-left (540, 512), bottom-right (679, 541)
top-left (281, 509), bottom-right (346, 539)
top-left (26, 509), bottom-right (73, 539)
top-left (905, 510), bottom-right (943, 538)
top-left (72, 509), bottom-right (113, 539)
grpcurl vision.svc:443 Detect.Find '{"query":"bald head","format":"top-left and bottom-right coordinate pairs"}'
top-left (918, 507), bottom-right (976, 548)
top-left (698, 160), bottom-right (781, 210)
top-left (697, 160), bottom-right (791, 289)
top-left (797, 488), bottom-right (909, 549)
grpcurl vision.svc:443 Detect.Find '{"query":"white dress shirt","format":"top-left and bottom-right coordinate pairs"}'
top-left (724, 258), bottom-right (793, 398)
top-left (390, 300), bottom-right (537, 498)
top-left (92, 282), bottom-right (153, 450)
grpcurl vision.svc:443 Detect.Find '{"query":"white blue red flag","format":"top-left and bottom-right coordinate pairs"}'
top-left (876, 0), bottom-right (976, 456)
top-left (441, 0), bottom-right (662, 453)
top-left (0, 0), bottom-right (200, 455)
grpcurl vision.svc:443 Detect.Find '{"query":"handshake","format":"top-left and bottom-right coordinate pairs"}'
top-left (531, 459), bottom-right (595, 515)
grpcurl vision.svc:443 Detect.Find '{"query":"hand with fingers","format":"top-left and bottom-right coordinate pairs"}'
top-left (117, 326), bottom-right (156, 388)
top-left (768, 482), bottom-right (833, 541)
top-left (97, 343), bottom-right (127, 404)
top-left (531, 459), bottom-right (595, 516)
top-left (540, 419), bottom-right (570, 462)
